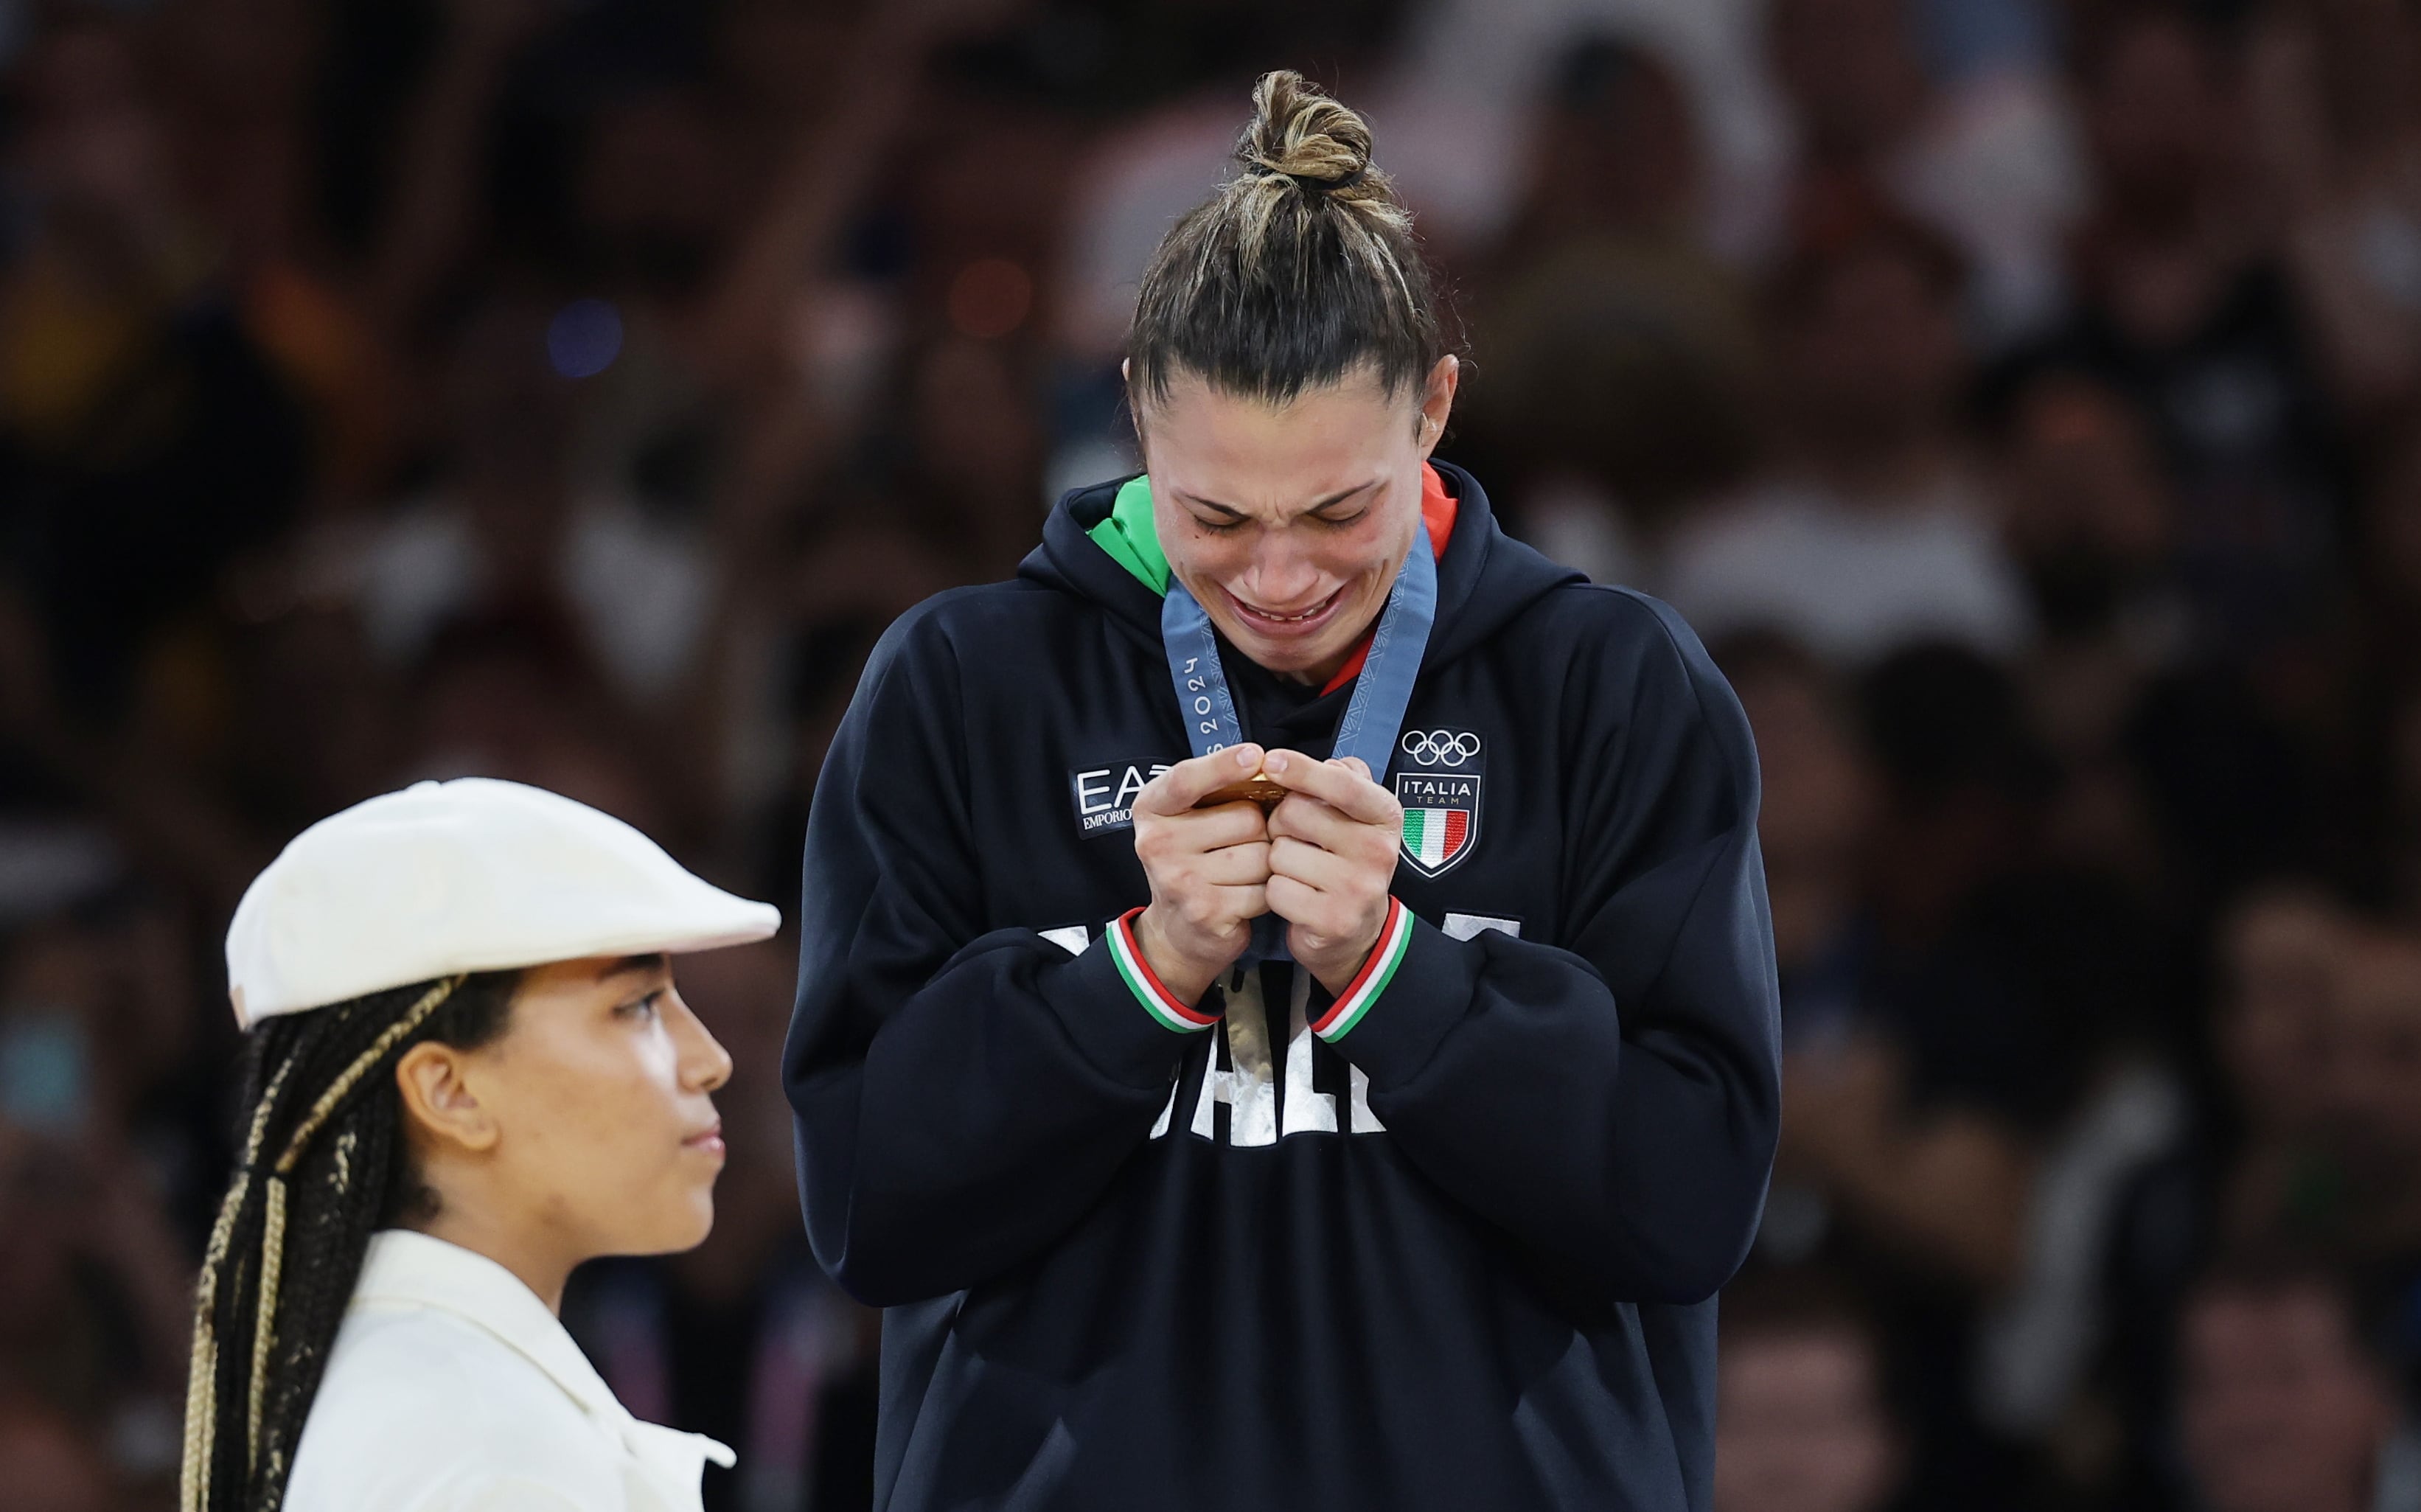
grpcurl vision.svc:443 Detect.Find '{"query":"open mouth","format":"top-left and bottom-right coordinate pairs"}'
top-left (1224, 585), bottom-right (1343, 637)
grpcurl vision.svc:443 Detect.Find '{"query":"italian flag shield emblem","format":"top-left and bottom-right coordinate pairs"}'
top-left (1395, 772), bottom-right (1480, 877)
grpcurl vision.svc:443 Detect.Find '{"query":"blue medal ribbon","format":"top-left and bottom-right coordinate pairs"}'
top-left (1160, 526), bottom-right (1439, 966)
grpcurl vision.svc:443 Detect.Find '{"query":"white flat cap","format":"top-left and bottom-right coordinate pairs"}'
top-left (226, 778), bottom-right (781, 1028)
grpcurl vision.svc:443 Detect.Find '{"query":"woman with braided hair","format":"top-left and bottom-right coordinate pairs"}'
top-left (184, 776), bottom-right (779, 1512)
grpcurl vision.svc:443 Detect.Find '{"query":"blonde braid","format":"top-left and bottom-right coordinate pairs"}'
top-left (181, 1057), bottom-right (293, 1512)
top-left (248, 1174), bottom-right (288, 1474)
top-left (185, 974), bottom-right (466, 1511)
top-left (241, 978), bottom-right (462, 1466)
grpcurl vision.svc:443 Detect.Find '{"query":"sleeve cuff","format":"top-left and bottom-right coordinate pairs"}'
top-left (1036, 920), bottom-right (1209, 1090)
top-left (1309, 896), bottom-right (1416, 1042)
top-left (1106, 907), bottom-right (1222, 1034)
top-left (1319, 908), bottom-right (1482, 1087)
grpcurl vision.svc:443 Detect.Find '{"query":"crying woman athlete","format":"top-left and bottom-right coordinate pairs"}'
top-left (787, 71), bottom-right (1782, 1512)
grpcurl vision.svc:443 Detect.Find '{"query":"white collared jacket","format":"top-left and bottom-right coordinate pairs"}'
top-left (284, 1230), bottom-right (734, 1511)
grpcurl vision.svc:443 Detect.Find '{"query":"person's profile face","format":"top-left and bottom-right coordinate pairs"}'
top-left (451, 955), bottom-right (734, 1258)
top-left (1135, 359), bottom-right (1453, 682)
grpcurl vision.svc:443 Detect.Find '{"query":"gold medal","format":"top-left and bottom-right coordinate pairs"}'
top-left (1197, 773), bottom-right (1287, 810)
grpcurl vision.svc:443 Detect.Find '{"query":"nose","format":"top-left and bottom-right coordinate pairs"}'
top-left (666, 990), bottom-right (734, 1094)
top-left (1237, 536), bottom-right (1326, 610)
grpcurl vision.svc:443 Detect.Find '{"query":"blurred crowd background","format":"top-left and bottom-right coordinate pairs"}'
top-left (2, 0), bottom-right (2420, 1507)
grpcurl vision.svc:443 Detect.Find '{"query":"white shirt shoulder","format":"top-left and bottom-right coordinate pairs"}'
top-left (282, 1231), bottom-right (731, 1512)
top-left (286, 1301), bottom-right (622, 1511)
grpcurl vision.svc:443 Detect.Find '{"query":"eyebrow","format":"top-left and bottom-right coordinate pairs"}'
top-left (1174, 480), bottom-right (1379, 521)
top-left (599, 953), bottom-right (670, 983)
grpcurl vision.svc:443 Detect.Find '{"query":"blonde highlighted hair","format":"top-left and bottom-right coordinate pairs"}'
top-left (181, 969), bottom-right (520, 1512)
top-left (1127, 71), bottom-right (1448, 411)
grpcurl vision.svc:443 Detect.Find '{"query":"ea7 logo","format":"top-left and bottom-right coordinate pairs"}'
top-left (1070, 762), bottom-right (1173, 837)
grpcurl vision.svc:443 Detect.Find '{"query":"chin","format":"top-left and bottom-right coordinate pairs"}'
top-left (624, 1188), bottom-right (717, 1255)
top-left (677, 1189), bottom-right (717, 1249)
top-left (1231, 633), bottom-right (1340, 675)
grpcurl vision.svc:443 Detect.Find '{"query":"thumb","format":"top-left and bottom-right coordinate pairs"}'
top-left (1138, 745), bottom-right (1267, 815)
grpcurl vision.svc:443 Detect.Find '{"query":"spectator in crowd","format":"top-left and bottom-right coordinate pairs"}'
top-left (1721, 633), bottom-right (1873, 1028)
top-left (2036, 1), bottom-right (2345, 669)
top-left (1461, 35), bottom-right (1762, 582)
top-left (0, 1394), bottom-right (117, 1512)
top-left (2356, 423), bottom-right (2421, 910)
top-left (0, 1112), bottom-right (189, 1500)
top-left (1725, 635), bottom-right (2062, 1300)
top-left (0, 13), bottom-right (307, 727)
top-left (344, 290), bottom-right (715, 711)
top-left (2305, 927), bottom-right (2421, 1264)
top-left (1729, 624), bottom-right (2184, 1505)
top-left (2177, 1257), bottom-right (2408, 1512)
top-left (2246, 0), bottom-right (2421, 422)
top-left (1664, 217), bottom-right (2034, 666)
top-left (1715, 1267), bottom-right (1910, 1512)
top-left (1986, 367), bottom-right (2183, 885)
top-left (1764, 0), bottom-right (2085, 344)
top-left (2103, 886), bottom-right (2355, 1505)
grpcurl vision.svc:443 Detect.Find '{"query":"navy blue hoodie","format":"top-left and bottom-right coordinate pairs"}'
top-left (785, 463), bottom-right (1781, 1511)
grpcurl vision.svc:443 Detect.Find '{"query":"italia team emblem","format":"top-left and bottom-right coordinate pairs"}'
top-left (1394, 728), bottom-right (1482, 877)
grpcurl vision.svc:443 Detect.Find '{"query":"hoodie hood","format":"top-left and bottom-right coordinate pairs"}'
top-left (1020, 459), bottom-right (1584, 678)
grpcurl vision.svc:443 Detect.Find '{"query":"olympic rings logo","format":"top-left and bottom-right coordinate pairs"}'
top-left (1400, 730), bottom-right (1481, 767)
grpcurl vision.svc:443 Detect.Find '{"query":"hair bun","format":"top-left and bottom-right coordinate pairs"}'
top-left (1239, 70), bottom-right (1376, 192)
top-left (1128, 67), bottom-right (1439, 410)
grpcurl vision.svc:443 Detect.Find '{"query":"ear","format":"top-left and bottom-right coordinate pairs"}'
top-left (1415, 355), bottom-right (1459, 459)
top-left (394, 1042), bottom-right (499, 1155)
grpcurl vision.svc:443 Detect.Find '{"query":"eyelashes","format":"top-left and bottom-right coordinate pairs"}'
top-left (1191, 510), bottom-right (1369, 535)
